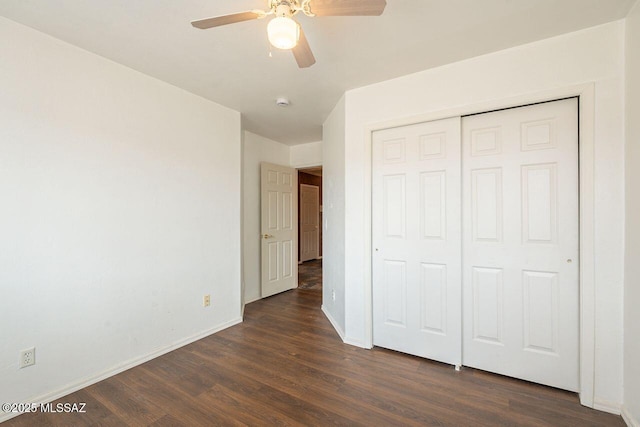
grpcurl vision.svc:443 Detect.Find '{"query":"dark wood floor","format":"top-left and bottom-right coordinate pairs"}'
top-left (5, 287), bottom-right (624, 426)
top-left (298, 259), bottom-right (322, 290)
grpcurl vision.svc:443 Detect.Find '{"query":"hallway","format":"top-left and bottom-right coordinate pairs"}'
top-left (297, 259), bottom-right (322, 290)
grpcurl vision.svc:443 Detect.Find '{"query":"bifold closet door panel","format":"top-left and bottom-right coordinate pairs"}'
top-left (461, 98), bottom-right (579, 392)
top-left (372, 117), bottom-right (462, 366)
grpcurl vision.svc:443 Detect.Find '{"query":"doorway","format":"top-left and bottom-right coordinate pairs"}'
top-left (298, 167), bottom-right (323, 291)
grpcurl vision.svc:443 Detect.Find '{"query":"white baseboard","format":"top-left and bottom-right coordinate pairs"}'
top-left (344, 336), bottom-right (369, 349)
top-left (321, 305), bottom-right (345, 341)
top-left (622, 405), bottom-right (640, 427)
top-left (320, 306), bottom-right (370, 349)
top-left (243, 295), bottom-right (262, 304)
top-left (0, 317), bottom-right (243, 423)
top-left (593, 397), bottom-right (622, 415)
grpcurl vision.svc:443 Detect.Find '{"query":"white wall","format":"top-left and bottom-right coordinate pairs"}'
top-left (321, 96), bottom-right (347, 338)
top-left (242, 131), bottom-right (290, 303)
top-left (290, 141), bottom-right (322, 168)
top-left (0, 17), bottom-right (242, 421)
top-left (624, 3), bottom-right (640, 426)
top-left (325, 22), bottom-right (625, 408)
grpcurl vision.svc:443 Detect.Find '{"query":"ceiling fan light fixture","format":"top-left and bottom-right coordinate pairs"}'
top-left (191, 0), bottom-right (387, 68)
top-left (267, 16), bottom-right (299, 50)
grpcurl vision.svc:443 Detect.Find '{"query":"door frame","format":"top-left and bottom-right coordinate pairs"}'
top-left (294, 163), bottom-right (323, 282)
top-left (362, 83), bottom-right (596, 408)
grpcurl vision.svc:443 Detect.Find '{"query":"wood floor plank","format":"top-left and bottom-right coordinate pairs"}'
top-left (4, 287), bottom-right (625, 426)
top-left (201, 384), bottom-right (306, 427)
top-left (85, 379), bottom-right (165, 426)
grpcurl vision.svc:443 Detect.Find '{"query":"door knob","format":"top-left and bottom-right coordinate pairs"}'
top-left (262, 234), bottom-right (274, 239)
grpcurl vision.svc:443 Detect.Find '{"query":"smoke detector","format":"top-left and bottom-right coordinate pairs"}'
top-left (276, 97), bottom-right (290, 107)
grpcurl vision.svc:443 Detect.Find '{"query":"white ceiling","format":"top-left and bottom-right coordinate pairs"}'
top-left (0, 0), bottom-right (635, 145)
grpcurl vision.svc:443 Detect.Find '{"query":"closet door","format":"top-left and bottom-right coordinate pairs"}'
top-left (461, 98), bottom-right (579, 391)
top-left (372, 117), bottom-right (462, 366)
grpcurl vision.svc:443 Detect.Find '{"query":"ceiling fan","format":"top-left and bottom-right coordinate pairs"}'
top-left (191, 0), bottom-right (387, 68)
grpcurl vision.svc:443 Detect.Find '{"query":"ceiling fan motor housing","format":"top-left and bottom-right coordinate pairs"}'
top-left (271, 0), bottom-right (302, 16)
top-left (275, 3), bottom-right (294, 18)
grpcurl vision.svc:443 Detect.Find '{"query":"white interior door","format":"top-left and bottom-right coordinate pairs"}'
top-left (372, 117), bottom-right (462, 366)
top-left (261, 162), bottom-right (298, 298)
top-left (300, 184), bottom-right (320, 262)
top-left (461, 98), bottom-right (579, 391)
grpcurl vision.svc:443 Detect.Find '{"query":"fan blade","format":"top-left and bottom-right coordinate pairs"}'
top-left (308, 0), bottom-right (386, 16)
top-left (293, 27), bottom-right (316, 68)
top-left (191, 11), bottom-right (262, 29)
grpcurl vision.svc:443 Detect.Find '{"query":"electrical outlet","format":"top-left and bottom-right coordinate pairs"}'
top-left (20, 347), bottom-right (35, 369)
top-left (203, 294), bottom-right (211, 307)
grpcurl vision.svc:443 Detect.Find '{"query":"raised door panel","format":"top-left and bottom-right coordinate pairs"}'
top-left (267, 242), bottom-right (279, 282)
top-left (522, 270), bottom-right (559, 355)
top-left (420, 171), bottom-right (446, 240)
top-left (383, 260), bottom-right (407, 327)
top-left (282, 192), bottom-right (293, 230)
top-left (522, 164), bottom-right (557, 244)
top-left (383, 175), bottom-right (406, 239)
top-left (471, 168), bottom-right (503, 243)
top-left (420, 263), bottom-right (447, 334)
top-left (471, 267), bottom-right (503, 345)
top-left (267, 191), bottom-right (278, 231)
